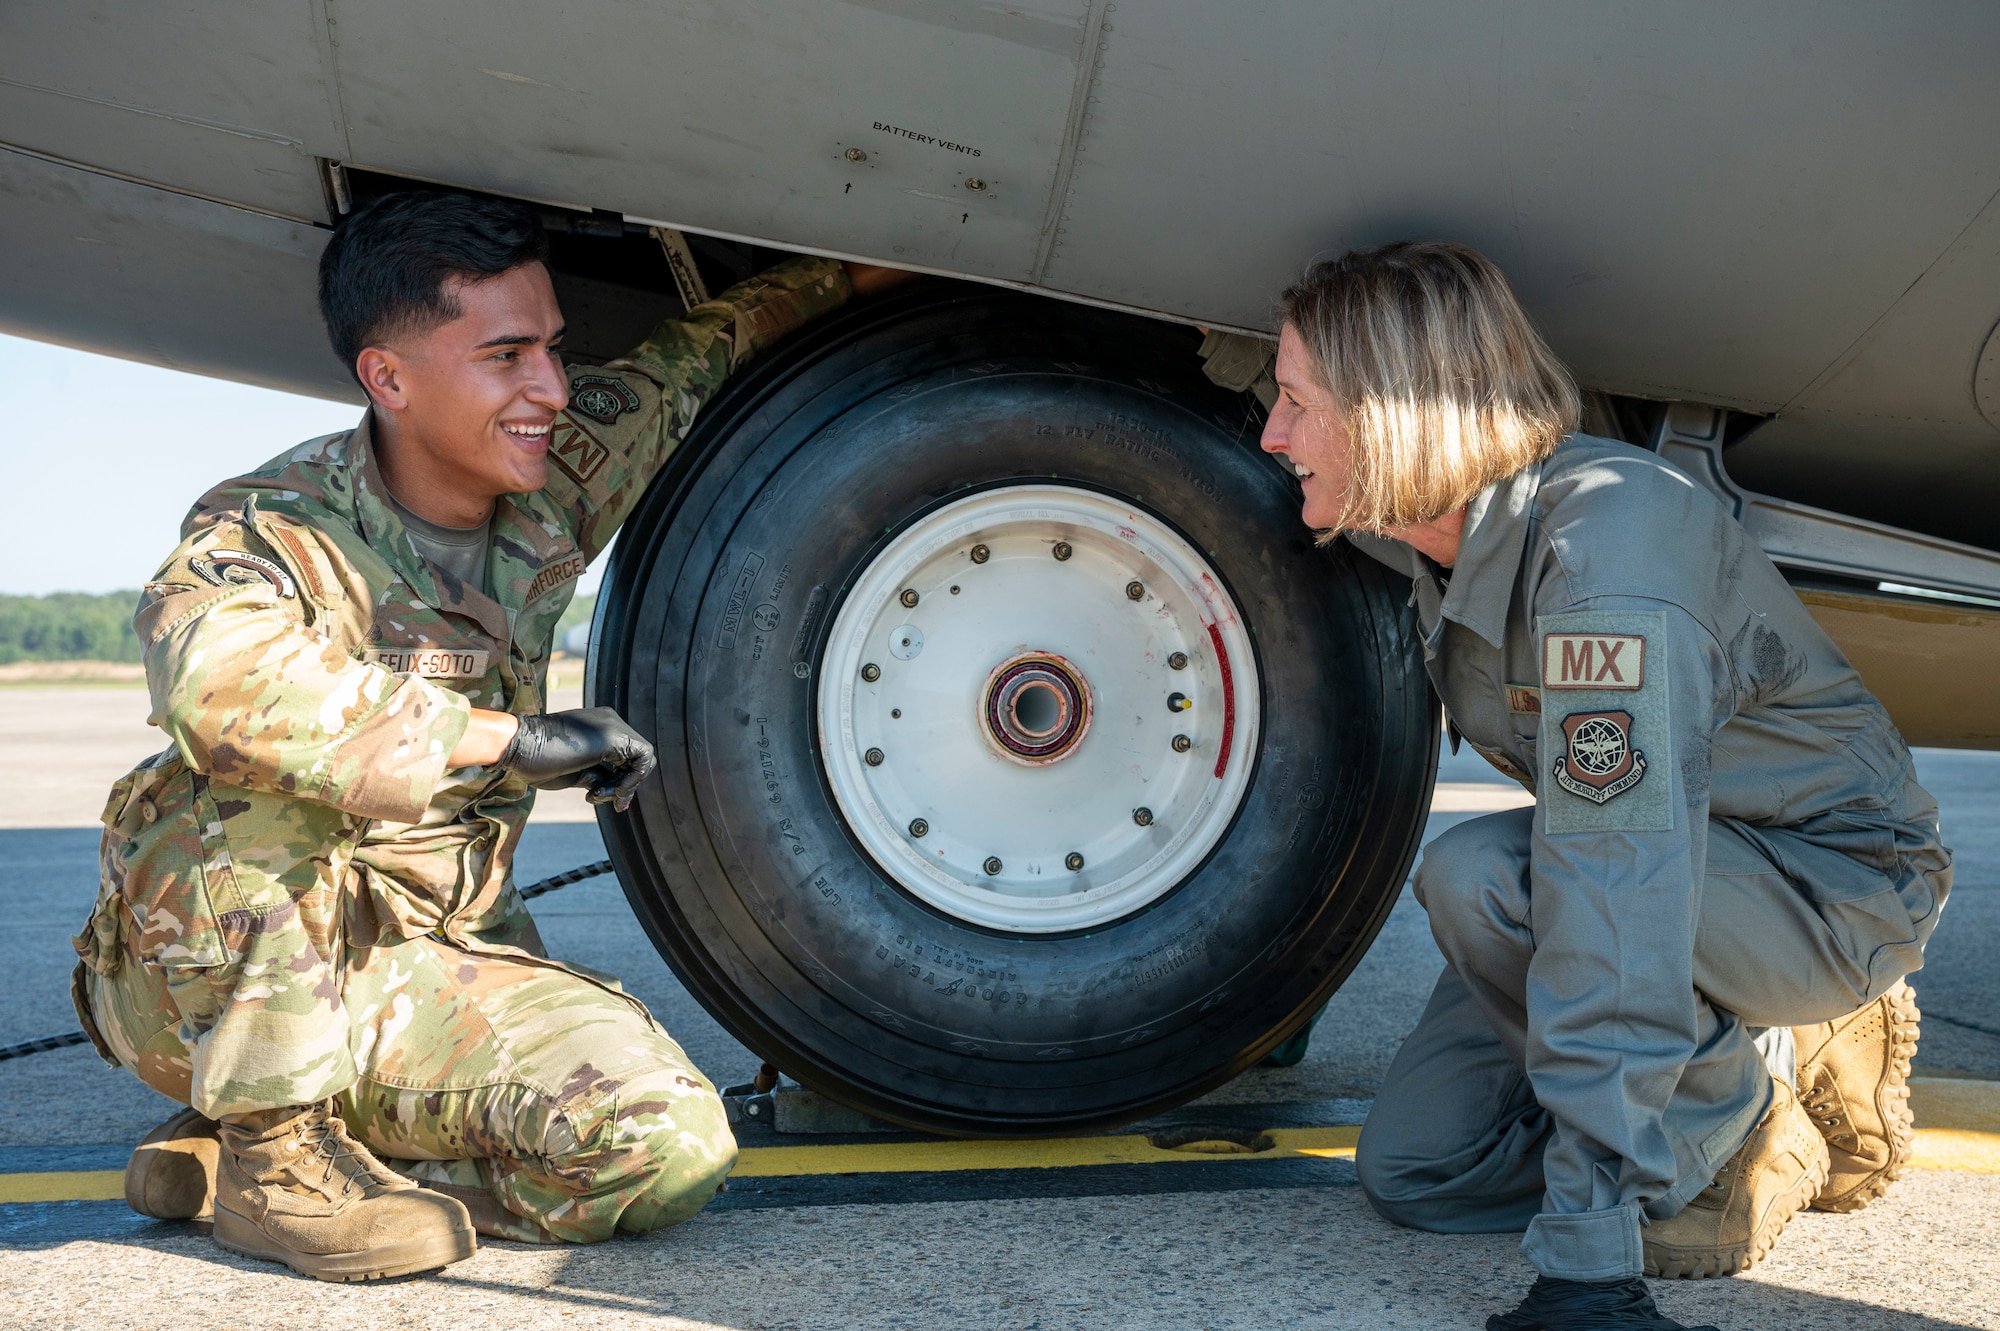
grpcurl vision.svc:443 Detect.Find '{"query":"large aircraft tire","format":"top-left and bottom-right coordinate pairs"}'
top-left (589, 288), bottom-right (1437, 1136)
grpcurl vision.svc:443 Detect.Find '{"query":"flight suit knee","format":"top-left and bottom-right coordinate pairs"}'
top-left (1411, 807), bottom-right (1534, 960)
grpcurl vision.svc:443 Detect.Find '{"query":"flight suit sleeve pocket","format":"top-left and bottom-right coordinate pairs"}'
top-left (1537, 610), bottom-right (1673, 835)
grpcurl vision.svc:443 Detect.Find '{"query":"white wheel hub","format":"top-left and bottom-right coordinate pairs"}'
top-left (818, 485), bottom-right (1260, 933)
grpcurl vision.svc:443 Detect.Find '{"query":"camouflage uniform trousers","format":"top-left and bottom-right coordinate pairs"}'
top-left (77, 765), bottom-right (736, 1244)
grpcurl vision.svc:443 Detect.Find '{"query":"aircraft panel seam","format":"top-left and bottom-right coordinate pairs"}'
top-left (1030, 0), bottom-right (1113, 285)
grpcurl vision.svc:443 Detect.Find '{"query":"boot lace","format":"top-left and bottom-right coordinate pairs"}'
top-left (295, 1114), bottom-right (381, 1199)
top-left (1799, 1083), bottom-right (1847, 1135)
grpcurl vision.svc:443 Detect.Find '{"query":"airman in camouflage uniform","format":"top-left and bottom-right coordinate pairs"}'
top-left (72, 207), bottom-right (852, 1254)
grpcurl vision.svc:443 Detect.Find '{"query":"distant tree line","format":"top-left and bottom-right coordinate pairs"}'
top-left (0, 591), bottom-right (143, 663)
top-left (0, 588), bottom-right (598, 665)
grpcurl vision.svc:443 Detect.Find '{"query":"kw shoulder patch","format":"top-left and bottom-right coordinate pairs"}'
top-left (190, 551), bottom-right (296, 599)
top-left (1537, 611), bottom-right (1671, 835)
top-left (568, 373), bottom-right (641, 425)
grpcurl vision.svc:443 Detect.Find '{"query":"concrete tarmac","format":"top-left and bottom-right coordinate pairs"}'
top-left (2, 685), bottom-right (1996, 1329)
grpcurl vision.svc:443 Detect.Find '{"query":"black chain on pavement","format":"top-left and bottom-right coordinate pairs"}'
top-left (0, 859), bottom-right (617, 1064)
top-left (518, 859), bottom-right (614, 900)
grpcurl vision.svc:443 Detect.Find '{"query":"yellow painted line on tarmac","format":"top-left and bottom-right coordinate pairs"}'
top-left (1910, 1078), bottom-right (2000, 1174)
top-left (0, 1170), bottom-right (123, 1203)
top-left (730, 1125), bottom-right (1360, 1178)
top-left (4, 1080), bottom-right (1997, 1203)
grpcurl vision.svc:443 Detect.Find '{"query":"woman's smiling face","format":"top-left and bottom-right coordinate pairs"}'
top-left (1259, 323), bottom-right (1354, 532)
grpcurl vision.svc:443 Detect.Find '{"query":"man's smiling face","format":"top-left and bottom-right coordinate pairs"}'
top-left (358, 261), bottom-right (570, 524)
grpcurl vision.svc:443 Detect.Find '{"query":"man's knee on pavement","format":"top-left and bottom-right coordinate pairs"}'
top-left (613, 1078), bottom-right (736, 1236)
top-left (518, 1065), bottom-right (737, 1242)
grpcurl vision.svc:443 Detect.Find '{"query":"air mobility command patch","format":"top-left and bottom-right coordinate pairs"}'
top-left (1537, 611), bottom-right (1672, 834)
top-left (1553, 710), bottom-right (1645, 803)
top-left (568, 373), bottom-right (641, 425)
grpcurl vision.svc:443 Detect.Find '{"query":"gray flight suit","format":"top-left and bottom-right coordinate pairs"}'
top-left (1346, 434), bottom-right (1951, 1281)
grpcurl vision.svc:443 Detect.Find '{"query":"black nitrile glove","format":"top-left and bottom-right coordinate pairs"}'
top-left (1488, 1277), bottom-right (1717, 1331)
top-left (500, 707), bottom-right (657, 811)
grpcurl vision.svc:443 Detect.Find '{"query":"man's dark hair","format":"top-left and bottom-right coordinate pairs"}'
top-left (317, 191), bottom-right (550, 379)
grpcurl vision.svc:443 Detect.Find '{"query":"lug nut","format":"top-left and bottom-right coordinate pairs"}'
top-left (1172, 733), bottom-right (1192, 753)
top-left (1168, 692), bottom-right (1191, 712)
top-left (1168, 651), bottom-right (1188, 670)
top-left (1052, 541), bottom-right (1073, 561)
top-left (1125, 580), bottom-right (1145, 601)
top-left (861, 663), bottom-right (881, 682)
top-left (984, 856), bottom-right (1003, 875)
top-left (899, 588), bottom-right (919, 608)
top-left (909, 818), bottom-right (929, 838)
top-left (1132, 807), bottom-right (1154, 827)
top-left (1065, 852), bottom-right (1084, 872)
top-left (865, 747), bottom-right (885, 766)
top-left (970, 544), bottom-right (990, 564)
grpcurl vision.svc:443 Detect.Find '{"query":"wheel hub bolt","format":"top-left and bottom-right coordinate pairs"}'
top-left (970, 544), bottom-right (990, 564)
top-left (1168, 692), bottom-right (1191, 712)
top-left (861, 663), bottom-right (881, 682)
top-left (1065, 852), bottom-right (1084, 872)
top-left (864, 747), bottom-right (885, 766)
top-left (1125, 580), bottom-right (1145, 600)
top-left (1172, 734), bottom-right (1192, 753)
top-left (909, 818), bottom-right (929, 838)
top-left (1168, 651), bottom-right (1188, 670)
top-left (983, 856), bottom-right (1003, 875)
top-left (1052, 541), bottom-right (1073, 561)
top-left (1132, 807), bottom-right (1154, 827)
top-left (899, 588), bottom-right (919, 608)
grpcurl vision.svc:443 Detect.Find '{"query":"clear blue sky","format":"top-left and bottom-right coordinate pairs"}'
top-left (0, 333), bottom-right (606, 597)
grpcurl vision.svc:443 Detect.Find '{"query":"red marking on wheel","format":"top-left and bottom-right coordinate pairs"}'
top-left (1205, 620), bottom-right (1235, 779)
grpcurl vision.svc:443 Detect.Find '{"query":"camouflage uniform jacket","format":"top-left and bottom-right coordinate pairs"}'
top-left (80, 256), bottom-right (849, 975)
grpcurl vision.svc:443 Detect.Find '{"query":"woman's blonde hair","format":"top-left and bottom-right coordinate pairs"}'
top-left (1280, 240), bottom-right (1579, 535)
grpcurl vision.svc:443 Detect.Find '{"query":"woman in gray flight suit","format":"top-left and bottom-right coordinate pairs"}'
top-left (1259, 241), bottom-right (1949, 1331)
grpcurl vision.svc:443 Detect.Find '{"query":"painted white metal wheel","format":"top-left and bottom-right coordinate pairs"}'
top-left (818, 484), bottom-right (1261, 933)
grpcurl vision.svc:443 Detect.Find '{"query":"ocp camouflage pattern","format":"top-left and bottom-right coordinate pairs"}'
top-left (75, 256), bottom-right (849, 1240)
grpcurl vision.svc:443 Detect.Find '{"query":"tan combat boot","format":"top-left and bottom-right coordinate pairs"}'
top-left (126, 1107), bottom-right (220, 1221)
top-left (1792, 979), bottom-right (1921, 1212)
top-left (1643, 1077), bottom-right (1829, 1279)
top-left (213, 1102), bottom-right (476, 1281)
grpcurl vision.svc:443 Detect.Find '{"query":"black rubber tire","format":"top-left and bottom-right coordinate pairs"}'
top-left (590, 287), bottom-right (1437, 1136)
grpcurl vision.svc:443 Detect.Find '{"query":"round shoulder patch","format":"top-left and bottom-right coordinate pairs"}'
top-left (568, 373), bottom-right (642, 425)
top-left (190, 551), bottom-right (297, 598)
